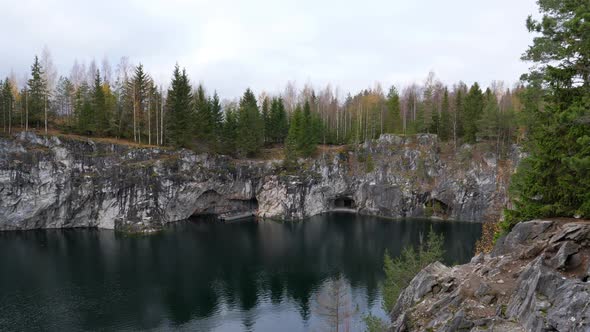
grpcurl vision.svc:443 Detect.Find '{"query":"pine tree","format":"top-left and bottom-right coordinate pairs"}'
top-left (505, 0), bottom-right (590, 228)
top-left (236, 88), bottom-right (263, 157)
top-left (165, 65), bottom-right (193, 148)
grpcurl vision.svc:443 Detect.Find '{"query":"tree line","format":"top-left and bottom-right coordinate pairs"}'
top-left (1, 51), bottom-right (531, 159)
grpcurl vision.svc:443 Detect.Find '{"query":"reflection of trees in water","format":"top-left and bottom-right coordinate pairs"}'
top-left (0, 215), bottom-right (481, 330)
top-left (313, 275), bottom-right (357, 332)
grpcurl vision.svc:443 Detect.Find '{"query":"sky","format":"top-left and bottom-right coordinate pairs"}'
top-left (0, 0), bottom-right (539, 98)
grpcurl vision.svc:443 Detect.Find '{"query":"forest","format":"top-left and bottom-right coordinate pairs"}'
top-left (0, 51), bottom-right (528, 160)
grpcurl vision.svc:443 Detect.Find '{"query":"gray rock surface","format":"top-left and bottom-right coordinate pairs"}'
top-left (0, 132), bottom-right (519, 231)
top-left (390, 220), bottom-right (590, 331)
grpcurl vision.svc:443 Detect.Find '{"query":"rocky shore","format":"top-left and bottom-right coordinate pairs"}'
top-left (390, 219), bottom-right (590, 331)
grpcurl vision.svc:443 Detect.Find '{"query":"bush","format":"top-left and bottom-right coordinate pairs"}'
top-left (381, 227), bottom-right (444, 314)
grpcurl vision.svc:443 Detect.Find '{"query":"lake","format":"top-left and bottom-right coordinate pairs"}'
top-left (0, 213), bottom-right (481, 331)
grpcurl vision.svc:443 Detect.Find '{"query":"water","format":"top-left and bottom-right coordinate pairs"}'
top-left (0, 213), bottom-right (481, 331)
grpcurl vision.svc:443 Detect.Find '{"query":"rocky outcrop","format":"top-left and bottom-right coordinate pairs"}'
top-left (390, 220), bottom-right (590, 331)
top-left (0, 132), bottom-right (519, 231)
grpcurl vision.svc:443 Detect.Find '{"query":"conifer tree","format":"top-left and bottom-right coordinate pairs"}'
top-left (505, 0), bottom-right (590, 227)
top-left (165, 65), bottom-right (193, 148)
top-left (385, 86), bottom-right (402, 134)
top-left (463, 82), bottom-right (484, 143)
top-left (27, 56), bottom-right (47, 129)
top-left (209, 91), bottom-right (223, 150)
top-left (92, 71), bottom-right (108, 135)
top-left (261, 96), bottom-right (271, 143)
top-left (221, 106), bottom-right (239, 155)
top-left (236, 88), bottom-right (263, 156)
top-left (301, 100), bottom-right (316, 156)
top-left (269, 97), bottom-right (288, 143)
top-left (284, 105), bottom-right (303, 166)
top-left (439, 88), bottom-right (451, 141)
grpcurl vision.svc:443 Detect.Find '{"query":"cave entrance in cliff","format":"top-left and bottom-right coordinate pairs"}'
top-left (425, 198), bottom-right (451, 218)
top-left (332, 196), bottom-right (356, 209)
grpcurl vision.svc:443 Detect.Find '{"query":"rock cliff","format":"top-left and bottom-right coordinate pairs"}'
top-left (390, 219), bottom-right (590, 331)
top-left (0, 132), bottom-right (519, 231)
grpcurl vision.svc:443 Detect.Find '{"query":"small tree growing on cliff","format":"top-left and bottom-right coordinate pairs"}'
top-left (382, 227), bottom-right (444, 313)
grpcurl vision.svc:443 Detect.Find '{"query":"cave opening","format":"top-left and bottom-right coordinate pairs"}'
top-left (332, 196), bottom-right (356, 209)
top-left (424, 198), bottom-right (451, 217)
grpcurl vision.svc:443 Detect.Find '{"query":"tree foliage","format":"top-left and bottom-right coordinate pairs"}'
top-left (381, 228), bottom-right (444, 314)
top-left (505, 0), bottom-right (590, 230)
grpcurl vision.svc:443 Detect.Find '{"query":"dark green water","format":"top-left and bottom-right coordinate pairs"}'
top-left (0, 213), bottom-right (481, 331)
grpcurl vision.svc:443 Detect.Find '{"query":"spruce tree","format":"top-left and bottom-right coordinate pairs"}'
top-left (261, 96), bottom-right (271, 143)
top-left (385, 86), bottom-right (402, 134)
top-left (92, 71), bottom-right (108, 135)
top-left (27, 56), bottom-right (47, 129)
top-left (209, 91), bottom-right (223, 150)
top-left (505, 0), bottom-right (590, 227)
top-left (236, 88), bottom-right (263, 157)
top-left (439, 88), bottom-right (451, 141)
top-left (221, 106), bottom-right (239, 155)
top-left (269, 97), bottom-right (288, 143)
top-left (301, 100), bottom-right (316, 156)
top-left (194, 84), bottom-right (211, 142)
top-left (165, 65), bottom-right (193, 148)
top-left (463, 82), bottom-right (484, 143)
top-left (284, 105), bottom-right (304, 165)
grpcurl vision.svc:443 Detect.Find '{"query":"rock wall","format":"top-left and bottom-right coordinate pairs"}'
top-left (0, 132), bottom-right (520, 231)
top-left (390, 220), bottom-right (590, 331)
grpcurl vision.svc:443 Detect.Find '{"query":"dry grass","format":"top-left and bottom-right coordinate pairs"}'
top-left (475, 221), bottom-right (501, 254)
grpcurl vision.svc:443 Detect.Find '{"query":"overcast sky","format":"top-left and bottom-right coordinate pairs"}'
top-left (0, 0), bottom-right (539, 98)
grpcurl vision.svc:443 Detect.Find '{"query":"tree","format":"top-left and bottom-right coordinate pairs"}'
top-left (165, 65), bottom-right (193, 148)
top-left (55, 76), bottom-right (75, 128)
top-left (301, 100), bottom-right (317, 156)
top-left (1, 79), bottom-right (15, 134)
top-left (462, 82), bottom-right (484, 143)
top-left (268, 97), bottom-right (288, 143)
top-left (236, 88), bottom-right (263, 157)
top-left (284, 105), bottom-right (304, 166)
top-left (221, 104), bottom-right (239, 154)
top-left (129, 63), bottom-right (151, 143)
top-left (504, 0), bottom-right (590, 230)
top-left (385, 86), bottom-right (402, 134)
top-left (439, 88), bottom-right (451, 141)
top-left (194, 84), bottom-right (211, 142)
top-left (27, 56), bottom-right (47, 130)
top-left (381, 227), bottom-right (444, 314)
top-left (314, 275), bottom-right (356, 332)
top-left (92, 71), bottom-right (108, 135)
top-left (209, 91), bottom-right (223, 150)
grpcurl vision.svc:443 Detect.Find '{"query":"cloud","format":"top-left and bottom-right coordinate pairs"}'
top-left (0, 0), bottom-right (538, 98)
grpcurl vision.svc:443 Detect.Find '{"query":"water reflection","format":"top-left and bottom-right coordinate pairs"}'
top-left (0, 213), bottom-right (481, 331)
